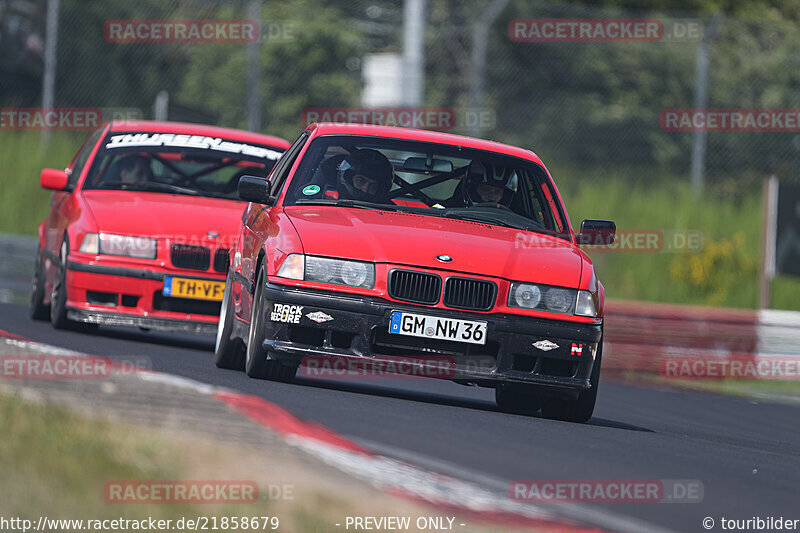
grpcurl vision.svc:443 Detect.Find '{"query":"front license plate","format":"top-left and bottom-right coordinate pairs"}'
top-left (389, 311), bottom-right (487, 345)
top-left (162, 276), bottom-right (225, 301)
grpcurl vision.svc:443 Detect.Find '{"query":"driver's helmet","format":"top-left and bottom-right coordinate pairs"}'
top-left (463, 161), bottom-right (519, 206)
top-left (107, 154), bottom-right (153, 185)
top-left (336, 149), bottom-right (394, 203)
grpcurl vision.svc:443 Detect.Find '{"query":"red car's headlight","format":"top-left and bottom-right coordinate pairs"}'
top-left (277, 254), bottom-right (375, 289)
top-left (79, 233), bottom-right (157, 259)
top-left (508, 282), bottom-right (598, 317)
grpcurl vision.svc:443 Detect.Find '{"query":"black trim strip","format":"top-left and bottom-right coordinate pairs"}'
top-left (67, 309), bottom-right (217, 334)
top-left (67, 260), bottom-right (224, 284)
top-left (43, 247), bottom-right (60, 265)
top-left (67, 260), bottom-right (164, 280)
top-left (230, 268), bottom-right (254, 294)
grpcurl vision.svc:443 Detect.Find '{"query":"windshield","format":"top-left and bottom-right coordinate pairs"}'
top-left (283, 135), bottom-right (569, 237)
top-left (83, 132), bottom-right (286, 200)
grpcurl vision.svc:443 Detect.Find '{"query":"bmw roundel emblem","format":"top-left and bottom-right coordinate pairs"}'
top-left (436, 254), bottom-right (453, 263)
top-left (207, 230), bottom-right (219, 239)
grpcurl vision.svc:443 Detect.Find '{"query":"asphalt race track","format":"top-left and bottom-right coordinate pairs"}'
top-left (1, 301), bottom-right (798, 533)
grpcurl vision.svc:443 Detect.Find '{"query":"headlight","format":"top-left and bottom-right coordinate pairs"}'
top-left (545, 287), bottom-right (573, 314)
top-left (575, 290), bottom-right (598, 317)
top-left (277, 254), bottom-right (375, 289)
top-left (508, 282), bottom-right (578, 315)
top-left (79, 233), bottom-right (156, 259)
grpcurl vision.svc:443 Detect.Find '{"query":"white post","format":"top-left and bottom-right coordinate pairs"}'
top-left (41, 0), bottom-right (60, 143)
top-left (759, 175), bottom-right (778, 309)
top-left (246, 0), bottom-right (263, 131)
top-left (401, 0), bottom-right (426, 106)
top-left (468, 0), bottom-right (509, 138)
top-left (689, 15), bottom-right (721, 194)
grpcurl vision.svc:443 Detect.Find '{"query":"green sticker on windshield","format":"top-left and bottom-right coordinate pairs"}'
top-left (302, 185), bottom-right (321, 195)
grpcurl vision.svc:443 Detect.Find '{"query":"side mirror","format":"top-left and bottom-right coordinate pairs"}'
top-left (40, 168), bottom-right (69, 191)
top-left (238, 175), bottom-right (276, 205)
top-left (578, 219), bottom-right (616, 245)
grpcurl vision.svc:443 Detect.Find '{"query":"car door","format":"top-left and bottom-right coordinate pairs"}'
top-left (236, 131), bottom-right (310, 321)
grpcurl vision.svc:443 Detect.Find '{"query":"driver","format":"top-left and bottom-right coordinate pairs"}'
top-left (336, 149), bottom-right (394, 203)
top-left (116, 155), bottom-right (153, 185)
top-left (463, 161), bottom-right (518, 207)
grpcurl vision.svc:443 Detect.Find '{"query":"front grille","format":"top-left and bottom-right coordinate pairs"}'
top-left (444, 277), bottom-right (497, 310)
top-left (213, 248), bottom-right (229, 274)
top-left (171, 244), bottom-right (210, 271)
top-left (388, 270), bottom-right (441, 305)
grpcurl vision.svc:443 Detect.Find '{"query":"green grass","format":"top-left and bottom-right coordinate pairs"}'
top-left (0, 392), bottom-right (320, 529)
top-left (3, 133), bottom-right (800, 309)
top-left (0, 132), bottom-right (84, 236)
top-left (0, 392), bottom-right (185, 519)
top-left (559, 173), bottom-right (800, 310)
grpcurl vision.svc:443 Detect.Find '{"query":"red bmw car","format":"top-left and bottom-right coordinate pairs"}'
top-left (216, 123), bottom-right (615, 422)
top-left (31, 120), bottom-right (290, 334)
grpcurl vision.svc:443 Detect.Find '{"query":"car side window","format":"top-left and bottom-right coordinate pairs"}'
top-left (270, 131), bottom-right (309, 197)
top-left (66, 127), bottom-right (104, 190)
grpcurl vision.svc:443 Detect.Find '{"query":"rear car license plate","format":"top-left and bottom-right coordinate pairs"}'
top-left (389, 311), bottom-right (487, 345)
top-left (162, 276), bottom-right (224, 301)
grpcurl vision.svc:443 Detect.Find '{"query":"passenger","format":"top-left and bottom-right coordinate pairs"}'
top-left (463, 161), bottom-right (519, 207)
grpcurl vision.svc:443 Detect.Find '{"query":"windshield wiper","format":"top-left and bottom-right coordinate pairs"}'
top-left (442, 209), bottom-right (538, 231)
top-left (127, 182), bottom-right (201, 196)
top-left (295, 198), bottom-right (398, 211)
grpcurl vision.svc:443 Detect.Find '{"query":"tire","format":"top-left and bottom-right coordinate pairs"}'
top-left (541, 337), bottom-right (603, 423)
top-left (495, 386), bottom-right (542, 415)
top-left (29, 249), bottom-right (50, 320)
top-left (215, 274), bottom-right (245, 370)
top-left (50, 240), bottom-right (72, 329)
top-left (245, 263), bottom-right (297, 382)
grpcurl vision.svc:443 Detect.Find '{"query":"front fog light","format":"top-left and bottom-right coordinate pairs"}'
top-left (277, 254), bottom-right (304, 280)
top-left (575, 290), bottom-right (597, 317)
top-left (512, 284), bottom-right (541, 308)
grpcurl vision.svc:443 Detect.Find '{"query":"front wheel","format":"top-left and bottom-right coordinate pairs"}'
top-left (50, 240), bottom-right (72, 329)
top-left (245, 263), bottom-right (297, 382)
top-left (30, 249), bottom-right (50, 320)
top-left (215, 274), bottom-right (245, 370)
top-left (541, 338), bottom-right (603, 423)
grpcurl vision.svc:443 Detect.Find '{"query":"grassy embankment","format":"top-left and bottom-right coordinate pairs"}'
top-left (2, 131), bottom-right (799, 310)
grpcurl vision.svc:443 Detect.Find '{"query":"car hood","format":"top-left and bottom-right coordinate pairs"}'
top-left (81, 190), bottom-right (244, 243)
top-left (285, 207), bottom-right (583, 286)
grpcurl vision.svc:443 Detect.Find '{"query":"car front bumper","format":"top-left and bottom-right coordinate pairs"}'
top-left (64, 258), bottom-right (222, 334)
top-left (258, 282), bottom-right (602, 396)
